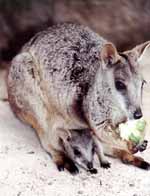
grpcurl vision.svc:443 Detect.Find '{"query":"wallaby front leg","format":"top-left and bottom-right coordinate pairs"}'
top-left (93, 135), bottom-right (111, 168)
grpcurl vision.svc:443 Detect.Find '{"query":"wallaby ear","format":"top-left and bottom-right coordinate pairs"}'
top-left (128, 41), bottom-right (150, 85)
top-left (100, 43), bottom-right (120, 69)
top-left (123, 41), bottom-right (150, 69)
top-left (125, 41), bottom-right (150, 66)
top-left (132, 41), bottom-right (150, 57)
top-left (59, 129), bottom-right (72, 144)
top-left (59, 131), bottom-right (71, 151)
top-left (137, 41), bottom-right (150, 67)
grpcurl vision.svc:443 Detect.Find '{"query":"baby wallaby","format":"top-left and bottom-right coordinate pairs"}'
top-left (7, 23), bottom-right (150, 172)
top-left (58, 129), bottom-right (98, 174)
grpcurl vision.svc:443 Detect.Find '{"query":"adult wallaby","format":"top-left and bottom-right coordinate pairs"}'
top-left (7, 23), bottom-right (150, 173)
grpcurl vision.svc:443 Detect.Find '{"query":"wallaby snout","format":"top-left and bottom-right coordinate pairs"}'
top-left (133, 108), bottom-right (143, 119)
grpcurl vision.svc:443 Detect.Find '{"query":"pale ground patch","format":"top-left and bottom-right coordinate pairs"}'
top-left (0, 69), bottom-right (150, 196)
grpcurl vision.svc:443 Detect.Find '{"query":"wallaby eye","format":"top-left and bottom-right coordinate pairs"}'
top-left (73, 148), bottom-right (81, 157)
top-left (115, 81), bottom-right (126, 91)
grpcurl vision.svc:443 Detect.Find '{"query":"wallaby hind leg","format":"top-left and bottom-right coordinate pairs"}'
top-left (103, 143), bottom-right (150, 170)
top-left (20, 108), bottom-right (79, 174)
top-left (38, 125), bottom-right (79, 174)
top-left (8, 52), bottom-right (79, 174)
top-left (8, 52), bottom-right (51, 137)
top-left (118, 150), bottom-right (150, 170)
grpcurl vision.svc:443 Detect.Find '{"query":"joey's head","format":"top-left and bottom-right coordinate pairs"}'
top-left (60, 129), bottom-right (96, 173)
top-left (87, 41), bottom-right (150, 129)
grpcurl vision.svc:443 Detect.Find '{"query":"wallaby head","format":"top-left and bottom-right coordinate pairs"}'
top-left (86, 41), bottom-right (150, 130)
top-left (120, 41), bottom-right (150, 120)
top-left (60, 129), bottom-right (96, 171)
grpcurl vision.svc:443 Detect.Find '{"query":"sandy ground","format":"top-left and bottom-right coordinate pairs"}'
top-left (0, 70), bottom-right (150, 196)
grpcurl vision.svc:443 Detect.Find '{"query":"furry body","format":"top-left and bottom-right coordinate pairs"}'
top-left (7, 23), bottom-right (150, 172)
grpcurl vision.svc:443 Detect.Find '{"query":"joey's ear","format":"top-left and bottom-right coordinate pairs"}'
top-left (100, 43), bottom-right (120, 69)
top-left (59, 129), bottom-right (72, 144)
top-left (59, 134), bottom-right (71, 151)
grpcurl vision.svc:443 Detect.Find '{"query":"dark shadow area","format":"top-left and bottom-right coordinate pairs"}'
top-left (0, 0), bottom-right (150, 63)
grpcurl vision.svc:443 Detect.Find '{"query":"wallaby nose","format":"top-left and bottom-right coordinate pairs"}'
top-left (133, 108), bottom-right (143, 119)
top-left (87, 162), bottom-right (93, 169)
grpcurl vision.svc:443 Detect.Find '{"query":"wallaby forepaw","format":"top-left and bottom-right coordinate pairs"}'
top-left (101, 161), bottom-right (111, 169)
top-left (138, 140), bottom-right (148, 152)
top-left (89, 168), bottom-right (98, 174)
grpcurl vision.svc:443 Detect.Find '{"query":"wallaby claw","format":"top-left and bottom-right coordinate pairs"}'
top-left (101, 161), bottom-right (111, 169)
top-left (89, 168), bottom-right (98, 174)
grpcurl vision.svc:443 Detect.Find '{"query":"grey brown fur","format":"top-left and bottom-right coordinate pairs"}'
top-left (7, 23), bottom-right (150, 173)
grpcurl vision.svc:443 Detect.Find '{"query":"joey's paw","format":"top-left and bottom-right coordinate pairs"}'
top-left (64, 158), bottom-right (79, 175)
top-left (89, 168), bottom-right (98, 174)
top-left (69, 165), bottom-right (79, 175)
top-left (101, 161), bottom-right (111, 169)
top-left (139, 161), bottom-right (150, 170)
top-left (65, 162), bottom-right (79, 175)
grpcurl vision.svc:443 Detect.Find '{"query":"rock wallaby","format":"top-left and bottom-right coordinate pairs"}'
top-left (7, 23), bottom-right (150, 173)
